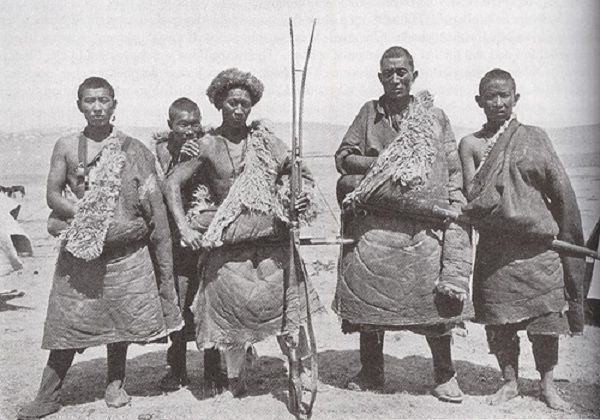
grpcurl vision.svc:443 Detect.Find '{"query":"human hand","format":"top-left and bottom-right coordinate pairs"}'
top-left (436, 283), bottom-right (468, 302)
top-left (180, 140), bottom-right (201, 158)
top-left (294, 192), bottom-right (310, 214)
top-left (179, 225), bottom-right (203, 250)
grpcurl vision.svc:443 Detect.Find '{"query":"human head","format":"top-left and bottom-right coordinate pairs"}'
top-left (206, 68), bottom-right (264, 110)
top-left (378, 46), bottom-right (418, 102)
top-left (167, 97), bottom-right (203, 141)
top-left (476, 68), bottom-right (520, 126)
top-left (76, 76), bottom-right (117, 128)
top-left (207, 68), bottom-right (264, 129)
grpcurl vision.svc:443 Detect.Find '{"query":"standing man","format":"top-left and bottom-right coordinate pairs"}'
top-left (460, 69), bottom-right (584, 410)
top-left (18, 77), bottom-right (182, 419)
top-left (154, 97), bottom-right (206, 390)
top-left (165, 68), bottom-right (321, 397)
top-left (333, 46), bottom-right (473, 403)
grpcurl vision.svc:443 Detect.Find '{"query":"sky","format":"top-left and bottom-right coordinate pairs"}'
top-left (0, 0), bottom-right (598, 132)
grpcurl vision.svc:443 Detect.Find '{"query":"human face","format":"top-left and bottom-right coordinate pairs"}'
top-left (168, 110), bottom-right (202, 142)
top-left (378, 56), bottom-right (418, 102)
top-left (77, 87), bottom-right (116, 128)
top-left (476, 78), bottom-right (520, 125)
top-left (221, 88), bottom-right (252, 129)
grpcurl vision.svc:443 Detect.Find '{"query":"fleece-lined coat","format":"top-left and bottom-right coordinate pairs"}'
top-left (42, 130), bottom-right (183, 349)
top-left (166, 122), bottom-right (322, 352)
top-left (333, 93), bottom-right (473, 332)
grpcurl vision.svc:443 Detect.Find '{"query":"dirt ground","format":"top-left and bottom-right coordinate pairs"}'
top-left (1, 163), bottom-right (599, 420)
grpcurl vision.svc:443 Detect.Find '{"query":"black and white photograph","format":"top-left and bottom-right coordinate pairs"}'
top-left (1, 1), bottom-right (599, 419)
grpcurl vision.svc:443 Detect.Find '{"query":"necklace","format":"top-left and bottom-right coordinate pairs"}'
top-left (480, 114), bottom-right (516, 165)
top-left (221, 136), bottom-right (248, 178)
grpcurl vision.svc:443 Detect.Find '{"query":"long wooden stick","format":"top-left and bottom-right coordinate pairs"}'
top-left (287, 17), bottom-right (318, 420)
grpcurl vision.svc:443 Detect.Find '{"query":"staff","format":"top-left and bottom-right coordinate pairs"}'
top-left (284, 17), bottom-right (318, 420)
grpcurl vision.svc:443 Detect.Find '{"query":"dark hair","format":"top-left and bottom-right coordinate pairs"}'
top-left (380, 46), bottom-right (414, 70)
top-left (168, 97), bottom-right (201, 121)
top-left (479, 69), bottom-right (516, 94)
top-left (77, 77), bottom-right (115, 101)
top-left (206, 68), bottom-right (264, 110)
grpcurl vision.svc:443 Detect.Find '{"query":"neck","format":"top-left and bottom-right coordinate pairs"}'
top-left (220, 125), bottom-right (248, 144)
top-left (84, 124), bottom-right (113, 142)
top-left (384, 95), bottom-right (411, 114)
top-left (484, 117), bottom-right (511, 135)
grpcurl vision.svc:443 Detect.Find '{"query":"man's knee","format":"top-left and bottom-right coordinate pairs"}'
top-left (486, 325), bottom-right (520, 356)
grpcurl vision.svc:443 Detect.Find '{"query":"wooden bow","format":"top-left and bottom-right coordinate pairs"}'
top-left (281, 17), bottom-right (319, 420)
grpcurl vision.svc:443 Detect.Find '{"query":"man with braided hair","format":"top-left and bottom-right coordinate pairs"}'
top-left (333, 46), bottom-right (473, 402)
top-left (460, 69), bottom-right (584, 411)
top-left (165, 68), bottom-right (322, 397)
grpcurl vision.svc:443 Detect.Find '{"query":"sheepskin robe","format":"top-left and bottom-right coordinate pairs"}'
top-left (42, 130), bottom-right (183, 349)
top-left (463, 119), bottom-right (585, 333)
top-left (333, 92), bottom-right (473, 332)
top-left (167, 122), bottom-right (322, 351)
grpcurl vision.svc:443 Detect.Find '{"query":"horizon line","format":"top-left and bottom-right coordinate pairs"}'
top-left (1, 120), bottom-right (600, 134)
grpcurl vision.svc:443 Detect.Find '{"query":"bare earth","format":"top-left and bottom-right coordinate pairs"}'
top-left (1, 151), bottom-right (599, 420)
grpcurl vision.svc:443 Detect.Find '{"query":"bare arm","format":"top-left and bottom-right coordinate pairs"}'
top-left (46, 138), bottom-right (76, 219)
top-left (165, 157), bottom-right (204, 249)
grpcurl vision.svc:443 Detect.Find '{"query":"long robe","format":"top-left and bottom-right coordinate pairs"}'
top-left (333, 93), bottom-right (473, 331)
top-left (42, 130), bottom-right (183, 349)
top-left (167, 123), bottom-right (322, 352)
top-left (463, 119), bottom-right (585, 332)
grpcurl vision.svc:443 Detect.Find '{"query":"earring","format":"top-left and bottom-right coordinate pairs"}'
top-left (111, 115), bottom-right (116, 123)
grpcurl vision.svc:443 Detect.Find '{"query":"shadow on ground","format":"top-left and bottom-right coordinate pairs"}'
top-left (53, 348), bottom-right (599, 417)
top-left (59, 350), bottom-right (292, 408)
top-left (318, 349), bottom-right (600, 416)
top-left (0, 290), bottom-right (30, 311)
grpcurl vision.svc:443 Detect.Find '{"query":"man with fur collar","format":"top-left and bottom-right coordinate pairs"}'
top-left (18, 77), bottom-right (182, 419)
top-left (333, 46), bottom-right (473, 402)
top-left (165, 68), bottom-right (322, 397)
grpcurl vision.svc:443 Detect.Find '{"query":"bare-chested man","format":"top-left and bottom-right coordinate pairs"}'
top-left (459, 69), bottom-right (584, 411)
top-left (18, 77), bottom-right (182, 419)
top-left (154, 97), bottom-right (205, 390)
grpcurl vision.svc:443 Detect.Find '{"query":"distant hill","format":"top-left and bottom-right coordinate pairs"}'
top-left (0, 123), bottom-right (598, 178)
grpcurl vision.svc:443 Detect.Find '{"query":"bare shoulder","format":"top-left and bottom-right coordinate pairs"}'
top-left (53, 132), bottom-right (79, 155)
top-left (49, 133), bottom-right (81, 172)
top-left (459, 133), bottom-right (479, 150)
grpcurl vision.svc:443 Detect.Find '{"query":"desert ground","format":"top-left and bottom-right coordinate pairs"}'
top-left (1, 125), bottom-right (599, 419)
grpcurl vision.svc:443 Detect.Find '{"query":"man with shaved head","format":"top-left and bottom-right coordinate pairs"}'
top-left (18, 77), bottom-right (182, 419)
top-left (459, 69), bottom-right (584, 411)
top-left (333, 46), bottom-right (473, 402)
top-left (154, 97), bottom-right (206, 390)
